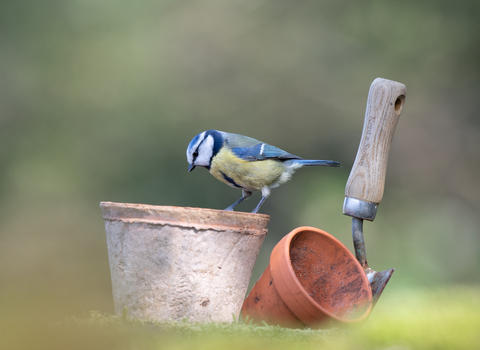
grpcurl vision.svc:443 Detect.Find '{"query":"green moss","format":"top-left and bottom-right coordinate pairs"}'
top-left (3, 286), bottom-right (480, 350)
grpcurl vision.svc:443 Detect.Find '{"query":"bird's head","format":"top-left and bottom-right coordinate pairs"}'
top-left (186, 129), bottom-right (224, 172)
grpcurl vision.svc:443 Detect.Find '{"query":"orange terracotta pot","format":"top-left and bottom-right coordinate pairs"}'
top-left (242, 226), bottom-right (372, 328)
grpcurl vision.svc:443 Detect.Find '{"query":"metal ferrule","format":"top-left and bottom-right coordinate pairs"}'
top-left (343, 197), bottom-right (378, 221)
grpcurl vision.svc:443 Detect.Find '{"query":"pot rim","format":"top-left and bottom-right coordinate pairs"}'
top-left (100, 201), bottom-right (270, 233)
top-left (270, 226), bottom-right (373, 326)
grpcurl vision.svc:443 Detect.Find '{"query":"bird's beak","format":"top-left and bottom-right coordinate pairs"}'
top-left (188, 164), bottom-right (196, 172)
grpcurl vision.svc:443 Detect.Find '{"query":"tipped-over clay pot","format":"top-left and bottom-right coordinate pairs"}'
top-left (242, 226), bottom-right (372, 328)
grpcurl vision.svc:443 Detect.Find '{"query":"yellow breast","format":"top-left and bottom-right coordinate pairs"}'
top-left (210, 147), bottom-right (286, 191)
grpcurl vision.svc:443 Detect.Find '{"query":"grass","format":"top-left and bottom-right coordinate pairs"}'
top-left (3, 286), bottom-right (480, 350)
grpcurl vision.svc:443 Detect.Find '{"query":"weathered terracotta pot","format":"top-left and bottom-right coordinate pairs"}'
top-left (242, 226), bottom-right (372, 328)
top-left (101, 202), bottom-right (269, 323)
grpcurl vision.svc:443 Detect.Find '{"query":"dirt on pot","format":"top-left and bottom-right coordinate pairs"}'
top-left (290, 231), bottom-right (370, 319)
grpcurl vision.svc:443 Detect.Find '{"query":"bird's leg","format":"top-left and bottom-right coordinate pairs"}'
top-left (251, 187), bottom-right (271, 214)
top-left (224, 190), bottom-right (252, 211)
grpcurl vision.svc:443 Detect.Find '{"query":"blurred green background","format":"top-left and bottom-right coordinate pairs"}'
top-left (1, 0), bottom-right (479, 329)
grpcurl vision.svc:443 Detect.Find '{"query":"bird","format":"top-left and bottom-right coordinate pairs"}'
top-left (186, 129), bottom-right (341, 214)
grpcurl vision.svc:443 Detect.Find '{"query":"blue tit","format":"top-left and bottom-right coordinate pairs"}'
top-left (186, 129), bottom-right (341, 214)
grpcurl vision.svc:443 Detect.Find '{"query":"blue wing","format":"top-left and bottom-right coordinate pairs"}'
top-left (231, 143), bottom-right (302, 161)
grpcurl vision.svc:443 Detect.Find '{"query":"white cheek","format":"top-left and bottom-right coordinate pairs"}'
top-left (196, 135), bottom-right (214, 166)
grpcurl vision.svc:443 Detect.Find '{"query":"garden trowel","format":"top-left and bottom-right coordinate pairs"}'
top-left (343, 78), bottom-right (406, 308)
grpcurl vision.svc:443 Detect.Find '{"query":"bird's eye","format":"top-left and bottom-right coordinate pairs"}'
top-left (193, 150), bottom-right (198, 159)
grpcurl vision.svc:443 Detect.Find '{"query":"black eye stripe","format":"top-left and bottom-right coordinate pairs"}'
top-left (192, 146), bottom-right (201, 163)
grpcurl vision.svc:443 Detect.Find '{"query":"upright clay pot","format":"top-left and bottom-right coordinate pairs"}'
top-left (242, 226), bottom-right (372, 328)
top-left (101, 202), bottom-right (269, 323)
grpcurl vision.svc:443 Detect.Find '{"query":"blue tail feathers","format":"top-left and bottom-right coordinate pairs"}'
top-left (295, 159), bottom-right (342, 167)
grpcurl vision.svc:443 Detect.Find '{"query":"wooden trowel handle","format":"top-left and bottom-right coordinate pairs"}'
top-left (345, 78), bottom-right (406, 205)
